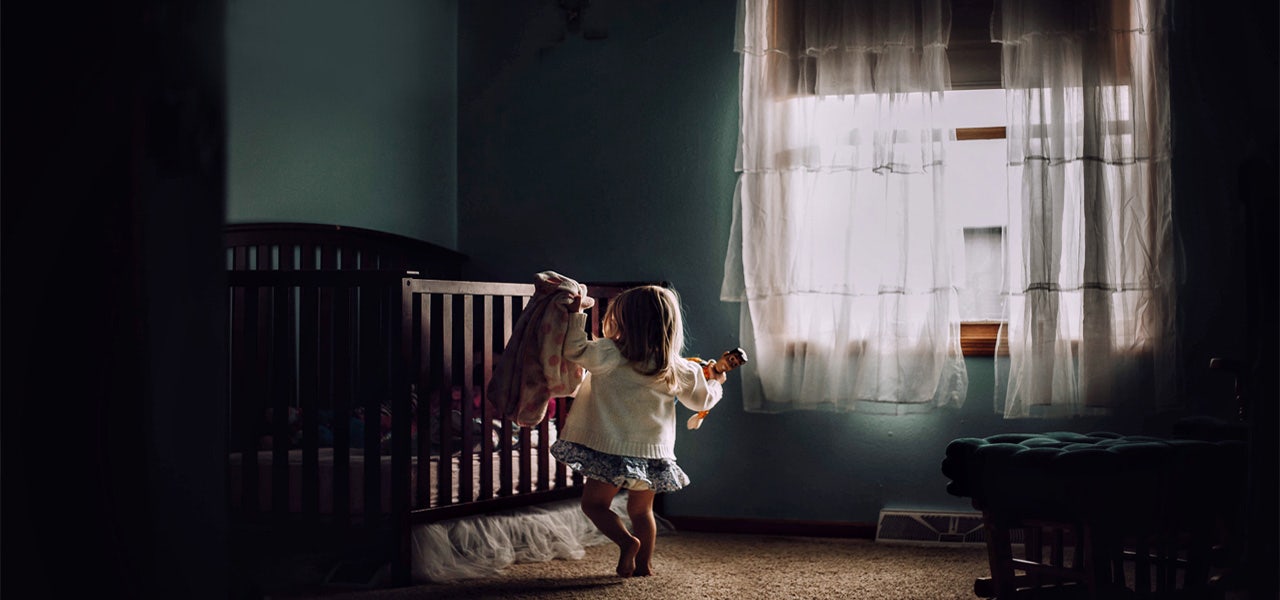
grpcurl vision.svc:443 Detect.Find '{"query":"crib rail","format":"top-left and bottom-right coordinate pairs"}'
top-left (227, 270), bottom-right (406, 528)
top-left (225, 222), bottom-right (464, 276)
top-left (400, 278), bottom-right (625, 523)
top-left (227, 267), bottom-right (633, 587)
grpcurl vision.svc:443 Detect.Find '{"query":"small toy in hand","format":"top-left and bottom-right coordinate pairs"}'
top-left (684, 347), bottom-right (748, 430)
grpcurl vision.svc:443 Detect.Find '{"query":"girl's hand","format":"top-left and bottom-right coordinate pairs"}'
top-left (567, 295), bottom-right (584, 313)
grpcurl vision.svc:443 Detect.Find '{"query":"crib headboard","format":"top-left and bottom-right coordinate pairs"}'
top-left (225, 222), bottom-right (465, 277)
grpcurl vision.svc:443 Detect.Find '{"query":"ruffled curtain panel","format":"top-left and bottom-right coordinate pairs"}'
top-left (723, 0), bottom-right (969, 414)
top-left (995, 0), bottom-right (1178, 417)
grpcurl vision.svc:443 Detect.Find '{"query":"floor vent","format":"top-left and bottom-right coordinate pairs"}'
top-left (874, 509), bottom-right (987, 547)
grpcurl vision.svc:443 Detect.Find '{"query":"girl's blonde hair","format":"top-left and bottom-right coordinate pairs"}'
top-left (602, 285), bottom-right (686, 389)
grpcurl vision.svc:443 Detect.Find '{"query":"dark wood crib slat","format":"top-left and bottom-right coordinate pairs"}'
top-left (414, 292), bottom-right (432, 510)
top-left (478, 294), bottom-right (495, 502)
top-left (299, 283), bottom-right (320, 520)
top-left (303, 246), bottom-right (314, 271)
top-left (436, 294), bottom-right (455, 507)
top-left (233, 285), bottom-right (261, 516)
top-left (536, 417), bottom-right (551, 493)
top-left (279, 243), bottom-right (296, 271)
top-left (458, 295), bottom-right (476, 504)
top-left (517, 426), bottom-right (533, 496)
top-left (320, 244), bottom-right (336, 271)
top-left (332, 285), bottom-right (353, 529)
top-left (256, 244), bottom-right (271, 271)
top-left (270, 285), bottom-right (293, 517)
top-left (554, 398), bottom-right (570, 490)
top-left (517, 295), bottom-right (533, 497)
top-left (498, 295), bottom-right (515, 496)
top-left (361, 283), bottom-right (385, 530)
top-left (256, 283), bottom-right (275, 515)
top-left (388, 282), bottom-right (412, 587)
top-left (316, 283), bottom-right (335, 513)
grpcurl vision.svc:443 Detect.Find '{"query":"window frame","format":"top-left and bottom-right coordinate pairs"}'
top-left (757, 1), bottom-right (1151, 361)
top-left (954, 124), bottom-right (1008, 357)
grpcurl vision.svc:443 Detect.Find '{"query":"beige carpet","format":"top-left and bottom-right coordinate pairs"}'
top-left (278, 532), bottom-right (991, 600)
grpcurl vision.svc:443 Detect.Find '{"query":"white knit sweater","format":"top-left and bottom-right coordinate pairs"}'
top-left (557, 312), bottom-right (721, 459)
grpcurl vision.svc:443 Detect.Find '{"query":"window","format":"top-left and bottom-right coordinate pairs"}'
top-left (763, 88), bottom-right (1013, 357)
top-left (946, 89), bottom-right (1009, 356)
top-left (727, 0), bottom-right (1175, 416)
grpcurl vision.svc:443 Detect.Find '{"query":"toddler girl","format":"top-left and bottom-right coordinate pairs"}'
top-left (550, 285), bottom-right (725, 577)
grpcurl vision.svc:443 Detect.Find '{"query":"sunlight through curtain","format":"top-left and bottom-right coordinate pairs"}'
top-left (995, 0), bottom-right (1178, 417)
top-left (722, 0), bottom-right (968, 414)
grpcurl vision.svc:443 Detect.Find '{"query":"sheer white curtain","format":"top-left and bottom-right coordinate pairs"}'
top-left (995, 0), bottom-right (1177, 417)
top-left (722, 0), bottom-right (968, 414)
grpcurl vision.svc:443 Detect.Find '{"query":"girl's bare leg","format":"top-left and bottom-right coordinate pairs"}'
top-left (626, 489), bottom-right (657, 576)
top-left (580, 479), bottom-right (640, 577)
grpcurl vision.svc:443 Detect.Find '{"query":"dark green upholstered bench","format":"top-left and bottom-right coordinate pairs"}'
top-left (941, 431), bottom-right (1247, 599)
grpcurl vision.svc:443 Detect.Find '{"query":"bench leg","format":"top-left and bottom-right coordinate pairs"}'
top-left (982, 514), bottom-right (1018, 599)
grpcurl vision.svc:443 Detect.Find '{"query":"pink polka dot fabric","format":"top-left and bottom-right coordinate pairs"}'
top-left (486, 271), bottom-right (592, 428)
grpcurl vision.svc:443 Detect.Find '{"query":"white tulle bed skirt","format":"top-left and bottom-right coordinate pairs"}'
top-left (411, 492), bottom-right (673, 583)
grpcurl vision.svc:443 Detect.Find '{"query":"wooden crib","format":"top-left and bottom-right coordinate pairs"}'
top-left (225, 223), bottom-right (629, 591)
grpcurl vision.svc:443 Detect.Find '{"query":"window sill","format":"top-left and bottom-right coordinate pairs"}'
top-left (778, 323), bottom-right (1008, 359)
top-left (779, 324), bottom-right (1144, 360)
top-left (961, 321), bottom-right (1007, 357)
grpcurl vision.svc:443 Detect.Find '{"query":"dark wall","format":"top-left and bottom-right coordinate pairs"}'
top-left (1168, 1), bottom-right (1279, 594)
top-left (2, 2), bottom-right (228, 598)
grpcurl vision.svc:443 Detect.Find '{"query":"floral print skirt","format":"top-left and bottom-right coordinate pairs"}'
top-left (550, 440), bottom-right (690, 493)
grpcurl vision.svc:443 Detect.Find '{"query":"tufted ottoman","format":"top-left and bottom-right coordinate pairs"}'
top-left (941, 431), bottom-right (1247, 599)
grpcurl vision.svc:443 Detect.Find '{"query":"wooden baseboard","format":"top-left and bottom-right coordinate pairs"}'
top-left (661, 515), bottom-right (876, 539)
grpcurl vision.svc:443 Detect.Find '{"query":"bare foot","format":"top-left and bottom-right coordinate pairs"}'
top-left (634, 561), bottom-right (654, 577)
top-left (616, 536), bottom-right (641, 577)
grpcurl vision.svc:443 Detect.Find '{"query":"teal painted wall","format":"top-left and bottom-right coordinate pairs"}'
top-left (457, 0), bottom-right (1264, 523)
top-left (226, 0), bottom-right (458, 248)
